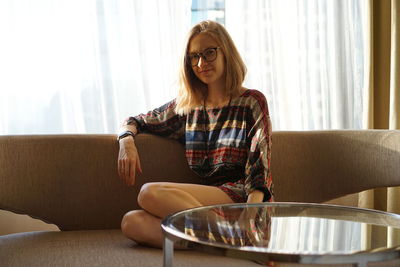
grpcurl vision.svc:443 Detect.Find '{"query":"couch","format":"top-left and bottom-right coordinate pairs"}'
top-left (1, 131), bottom-right (400, 266)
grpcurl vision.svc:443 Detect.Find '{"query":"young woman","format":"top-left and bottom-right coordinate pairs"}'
top-left (117, 20), bottom-right (273, 248)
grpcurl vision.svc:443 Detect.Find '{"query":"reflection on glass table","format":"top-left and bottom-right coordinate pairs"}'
top-left (161, 202), bottom-right (400, 267)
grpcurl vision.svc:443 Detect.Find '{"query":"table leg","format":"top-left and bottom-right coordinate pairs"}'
top-left (163, 236), bottom-right (174, 267)
top-left (354, 261), bottom-right (367, 267)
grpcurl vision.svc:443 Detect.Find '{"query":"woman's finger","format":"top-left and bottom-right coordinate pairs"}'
top-left (124, 159), bottom-right (130, 185)
top-left (129, 159), bottom-right (136, 186)
top-left (118, 159), bottom-right (123, 178)
top-left (120, 159), bottom-right (127, 183)
top-left (137, 154), bottom-right (143, 174)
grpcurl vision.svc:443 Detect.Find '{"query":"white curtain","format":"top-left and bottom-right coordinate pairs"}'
top-left (225, 0), bottom-right (366, 130)
top-left (269, 217), bottom-right (361, 253)
top-left (0, 0), bottom-right (366, 134)
top-left (0, 0), bottom-right (191, 134)
top-left (224, 0), bottom-right (367, 252)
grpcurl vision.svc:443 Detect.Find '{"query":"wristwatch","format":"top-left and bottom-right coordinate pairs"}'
top-left (117, 131), bottom-right (135, 141)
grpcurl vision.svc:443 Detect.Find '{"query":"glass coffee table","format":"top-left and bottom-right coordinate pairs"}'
top-left (161, 202), bottom-right (400, 267)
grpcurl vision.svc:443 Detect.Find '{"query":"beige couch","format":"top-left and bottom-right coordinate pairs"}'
top-left (1, 131), bottom-right (399, 266)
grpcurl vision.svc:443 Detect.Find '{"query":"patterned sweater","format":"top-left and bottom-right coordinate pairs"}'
top-left (125, 89), bottom-right (273, 202)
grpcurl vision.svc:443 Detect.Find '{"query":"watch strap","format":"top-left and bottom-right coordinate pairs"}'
top-left (117, 130), bottom-right (136, 141)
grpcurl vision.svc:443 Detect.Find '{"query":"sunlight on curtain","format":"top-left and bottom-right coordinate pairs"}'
top-left (269, 217), bottom-right (361, 253)
top-left (0, 0), bottom-right (367, 134)
top-left (223, 0), bottom-right (367, 253)
top-left (225, 0), bottom-right (366, 130)
top-left (0, 0), bottom-right (191, 134)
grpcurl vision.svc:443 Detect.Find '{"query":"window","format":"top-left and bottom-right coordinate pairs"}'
top-left (191, 0), bottom-right (225, 25)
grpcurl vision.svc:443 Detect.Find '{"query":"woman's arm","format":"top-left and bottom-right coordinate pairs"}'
top-left (244, 90), bottom-right (273, 202)
top-left (247, 190), bottom-right (264, 203)
top-left (117, 99), bottom-right (185, 186)
top-left (125, 99), bottom-right (185, 141)
top-left (117, 119), bottom-right (138, 139)
top-left (118, 133), bottom-right (142, 186)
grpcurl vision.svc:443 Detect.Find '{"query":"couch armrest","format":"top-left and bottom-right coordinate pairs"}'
top-left (272, 130), bottom-right (400, 203)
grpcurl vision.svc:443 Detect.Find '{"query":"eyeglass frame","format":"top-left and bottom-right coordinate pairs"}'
top-left (187, 47), bottom-right (221, 67)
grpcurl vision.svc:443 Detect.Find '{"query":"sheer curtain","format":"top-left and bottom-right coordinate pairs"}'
top-left (224, 0), bottom-right (367, 252)
top-left (0, 0), bottom-right (366, 134)
top-left (269, 217), bottom-right (361, 253)
top-left (225, 0), bottom-right (366, 130)
top-left (0, 0), bottom-right (191, 134)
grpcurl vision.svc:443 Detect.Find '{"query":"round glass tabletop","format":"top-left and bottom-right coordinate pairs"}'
top-left (161, 202), bottom-right (400, 264)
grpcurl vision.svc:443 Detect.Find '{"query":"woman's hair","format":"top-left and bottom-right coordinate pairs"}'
top-left (175, 20), bottom-right (247, 115)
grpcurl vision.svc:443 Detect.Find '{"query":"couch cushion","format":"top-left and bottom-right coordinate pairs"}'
top-left (0, 229), bottom-right (259, 267)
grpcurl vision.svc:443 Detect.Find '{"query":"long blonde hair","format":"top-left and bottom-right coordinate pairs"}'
top-left (175, 20), bottom-right (247, 115)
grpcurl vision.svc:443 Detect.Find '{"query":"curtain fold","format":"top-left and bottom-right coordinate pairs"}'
top-left (1, 1), bottom-right (367, 135)
top-left (358, 0), bottom-right (399, 250)
top-left (0, 0), bottom-right (192, 134)
top-left (225, 0), bottom-right (366, 131)
top-left (359, 0), bottom-right (400, 214)
top-left (386, 0), bottom-right (400, 221)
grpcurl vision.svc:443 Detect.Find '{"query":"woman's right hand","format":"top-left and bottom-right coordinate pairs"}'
top-left (118, 137), bottom-right (142, 186)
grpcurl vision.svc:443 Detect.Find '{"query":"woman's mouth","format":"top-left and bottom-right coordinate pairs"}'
top-left (199, 69), bottom-right (212, 75)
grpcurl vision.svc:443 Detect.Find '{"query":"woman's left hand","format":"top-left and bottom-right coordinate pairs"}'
top-left (237, 206), bottom-right (271, 247)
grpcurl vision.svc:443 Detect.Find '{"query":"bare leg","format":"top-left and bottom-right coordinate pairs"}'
top-left (121, 210), bottom-right (164, 248)
top-left (121, 182), bottom-right (234, 247)
top-left (137, 182), bottom-right (234, 218)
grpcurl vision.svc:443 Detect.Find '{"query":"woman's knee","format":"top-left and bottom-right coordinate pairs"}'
top-left (121, 210), bottom-right (147, 241)
top-left (137, 182), bottom-right (165, 210)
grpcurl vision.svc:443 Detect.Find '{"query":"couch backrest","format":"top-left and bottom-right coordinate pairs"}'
top-left (271, 130), bottom-right (400, 203)
top-left (0, 130), bottom-right (399, 230)
top-left (0, 134), bottom-right (200, 231)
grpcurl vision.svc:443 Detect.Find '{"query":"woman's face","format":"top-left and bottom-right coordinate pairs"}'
top-left (188, 33), bottom-right (225, 87)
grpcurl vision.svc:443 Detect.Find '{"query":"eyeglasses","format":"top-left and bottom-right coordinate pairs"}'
top-left (188, 47), bottom-right (220, 67)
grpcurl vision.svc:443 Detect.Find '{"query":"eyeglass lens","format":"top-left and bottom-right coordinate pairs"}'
top-left (190, 48), bottom-right (217, 66)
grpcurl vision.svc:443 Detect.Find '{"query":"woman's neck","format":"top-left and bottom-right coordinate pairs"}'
top-left (205, 86), bottom-right (230, 108)
top-left (204, 84), bottom-right (247, 108)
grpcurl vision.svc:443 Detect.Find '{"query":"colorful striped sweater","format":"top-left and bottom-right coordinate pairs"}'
top-left (125, 89), bottom-right (273, 202)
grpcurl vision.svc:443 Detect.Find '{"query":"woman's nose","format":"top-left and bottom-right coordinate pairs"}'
top-left (197, 56), bottom-right (206, 68)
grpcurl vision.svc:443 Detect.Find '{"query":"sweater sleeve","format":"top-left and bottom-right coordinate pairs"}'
top-left (123, 99), bottom-right (185, 142)
top-left (244, 91), bottom-right (274, 202)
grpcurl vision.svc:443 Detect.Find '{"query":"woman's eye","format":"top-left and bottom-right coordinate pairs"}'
top-left (204, 50), bottom-right (214, 56)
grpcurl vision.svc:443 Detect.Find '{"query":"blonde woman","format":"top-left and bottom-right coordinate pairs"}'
top-left (117, 20), bottom-right (273, 248)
